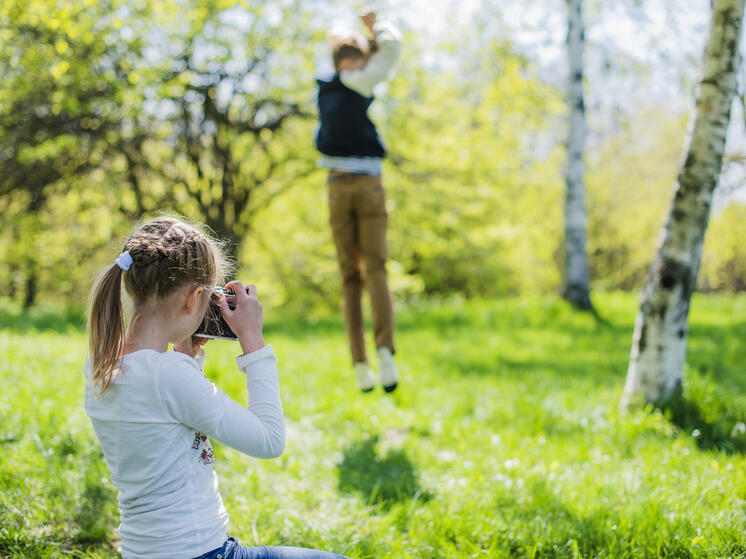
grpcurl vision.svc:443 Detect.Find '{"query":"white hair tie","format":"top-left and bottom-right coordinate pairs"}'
top-left (115, 251), bottom-right (133, 271)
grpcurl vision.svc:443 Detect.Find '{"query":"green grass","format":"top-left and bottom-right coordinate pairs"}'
top-left (1, 292), bottom-right (745, 558)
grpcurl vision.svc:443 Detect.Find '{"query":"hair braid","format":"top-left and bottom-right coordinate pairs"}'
top-left (88, 216), bottom-right (231, 394)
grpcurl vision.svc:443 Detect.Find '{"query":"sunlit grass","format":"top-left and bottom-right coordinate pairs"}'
top-left (1, 292), bottom-right (745, 558)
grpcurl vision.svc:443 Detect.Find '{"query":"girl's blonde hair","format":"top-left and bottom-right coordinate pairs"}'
top-left (87, 216), bottom-right (230, 394)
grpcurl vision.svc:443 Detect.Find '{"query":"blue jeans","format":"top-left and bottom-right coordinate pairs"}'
top-left (194, 537), bottom-right (350, 559)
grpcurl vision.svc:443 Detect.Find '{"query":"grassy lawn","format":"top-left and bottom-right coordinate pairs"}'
top-left (1, 292), bottom-right (745, 558)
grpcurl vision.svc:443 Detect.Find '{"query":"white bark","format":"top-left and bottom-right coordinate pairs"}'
top-left (621, 0), bottom-right (745, 408)
top-left (564, 0), bottom-right (592, 310)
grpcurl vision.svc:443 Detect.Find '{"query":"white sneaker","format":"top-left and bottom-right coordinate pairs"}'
top-left (377, 347), bottom-right (398, 393)
top-left (354, 362), bottom-right (376, 393)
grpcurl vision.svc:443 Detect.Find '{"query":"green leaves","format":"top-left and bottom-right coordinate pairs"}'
top-left (1, 0), bottom-right (743, 309)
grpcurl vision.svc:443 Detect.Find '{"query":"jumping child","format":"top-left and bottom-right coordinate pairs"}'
top-left (85, 216), bottom-right (348, 559)
top-left (315, 10), bottom-right (402, 393)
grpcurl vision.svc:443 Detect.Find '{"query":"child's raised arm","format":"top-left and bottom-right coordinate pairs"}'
top-left (339, 16), bottom-right (401, 97)
top-left (159, 280), bottom-right (282, 460)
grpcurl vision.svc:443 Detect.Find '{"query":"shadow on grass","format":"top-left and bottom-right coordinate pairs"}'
top-left (494, 479), bottom-right (618, 557)
top-left (73, 451), bottom-right (119, 544)
top-left (422, 320), bottom-right (633, 388)
top-left (0, 445), bottom-right (119, 558)
top-left (337, 436), bottom-right (430, 510)
top-left (661, 388), bottom-right (746, 455)
top-left (406, 298), bottom-right (746, 394)
top-left (687, 321), bottom-right (746, 393)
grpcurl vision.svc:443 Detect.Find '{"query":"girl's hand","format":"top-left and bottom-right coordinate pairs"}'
top-left (220, 280), bottom-right (265, 355)
top-left (173, 335), bottom-right (209, 358)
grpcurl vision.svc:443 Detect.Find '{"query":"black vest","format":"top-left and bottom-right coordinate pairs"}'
top-left (315, 73), bottom-right (386, 158)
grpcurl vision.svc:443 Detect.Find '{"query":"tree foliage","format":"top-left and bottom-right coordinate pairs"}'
top-left (1, 0), bottom-right (321, 305)
top-left (0, 0), bottom-right (744, 310)
top-left (117, 0), bottom-right (322, 256)
top-left (0, 0), bottom-right (150, 305)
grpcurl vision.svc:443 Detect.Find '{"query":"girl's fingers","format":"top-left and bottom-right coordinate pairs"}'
top-left (218, 293), bottom-right (233, 316)
top-left (224, 280), bottom-right (245, 295)
top-left (224, 280), bottom-right (256, 301)
top-left (225, 280), bottom-right (251, 302)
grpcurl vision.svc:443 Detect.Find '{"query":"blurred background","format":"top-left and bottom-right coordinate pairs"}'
top-left (2, 0), bottom-right (745, 315)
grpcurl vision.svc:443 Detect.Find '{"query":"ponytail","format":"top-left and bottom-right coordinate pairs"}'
top-left (87, 216), bottom-right (230, 395)
top-left (88, 265), bottom-right (126, 395)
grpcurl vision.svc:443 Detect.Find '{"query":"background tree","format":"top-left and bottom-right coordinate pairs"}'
top-left (2, 0), bottom-right (744, 311)
top-left (562, 0), bottom-right (593, 310)
top-left (621, 0), bottom-right (745, 408)
top-left (120, 0), bottom-right (321, 260)
top-left (0, 0), bottom-right (323, 307)
top-left (0, 0), bottom-right (154, 306)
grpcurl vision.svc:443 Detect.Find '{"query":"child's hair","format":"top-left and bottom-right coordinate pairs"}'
top-left (87, 216), bottom-right (230, 394)
top-left (330, 32), bottom-right (376, 71)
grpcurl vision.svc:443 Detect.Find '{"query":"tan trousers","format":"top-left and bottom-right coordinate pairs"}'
top-left (328, 172), bottom-right (395, 363)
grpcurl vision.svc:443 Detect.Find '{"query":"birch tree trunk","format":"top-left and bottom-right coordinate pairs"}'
top-left (621, 0), bottom-right (745, 408)
top-left (563, 0), bottom-right (592, 310)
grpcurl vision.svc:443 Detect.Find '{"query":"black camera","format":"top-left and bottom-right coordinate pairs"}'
top-left (194, 286), bottom-right (246, 340)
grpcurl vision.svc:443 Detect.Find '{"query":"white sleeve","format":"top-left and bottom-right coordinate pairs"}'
top-left (157, 346), bottom-right (285, 459)
top-left (339, 20), bottom-right (402, 97)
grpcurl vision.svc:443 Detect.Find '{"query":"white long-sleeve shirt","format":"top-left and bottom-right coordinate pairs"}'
top-left (84, 345), bottom-right (284, 559)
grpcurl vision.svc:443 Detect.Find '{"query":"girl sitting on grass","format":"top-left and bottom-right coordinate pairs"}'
top-left (85, 216), bottom-right (348, 559)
